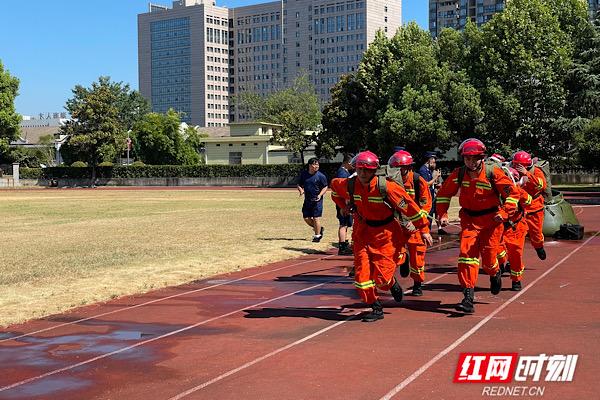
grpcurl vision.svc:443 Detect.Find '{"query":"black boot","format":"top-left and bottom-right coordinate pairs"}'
top-left (504, 262), bottom-right (511, 276)
top-left (511, 281), bottom-right (522, 291)
top-left (490, 269), bottom-right (502, 295)
top-left (338, 241), bottom-right (353, 256)
top-left (399, 253), bottom-right (410, 278)
top-left (362, 300), bottom-right (384, 322)
top-left (535, 247), bottom-right (546, 260)
top-left (411, 281), bottom-right (423, 296)
top-left (456, 288), bottom-right (475, 313)
top-left (390, 280), bottom-right (404, 303)
top-left (348, 265), bottom-right (355, 277)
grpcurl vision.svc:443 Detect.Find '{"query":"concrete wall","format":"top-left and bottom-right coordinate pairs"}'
top-left (22, 177), bottom-right (299, 188)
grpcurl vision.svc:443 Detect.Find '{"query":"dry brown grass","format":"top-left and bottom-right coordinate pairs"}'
top-left (0, 188), bottom-right (459, 327)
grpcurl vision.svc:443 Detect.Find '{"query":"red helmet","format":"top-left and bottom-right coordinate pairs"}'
top-left (354, 151), bottom-right (380, 170)
top-left (512, 151), bottom-right (532, 168)
top-left (507, 167), bottom-right (520, 182)
top-left (459, 138), bottom-right (486, 156)
top-left (490, 153), bottom-right (506, 163)
top-left (388, 150), bottom-right (414, 167)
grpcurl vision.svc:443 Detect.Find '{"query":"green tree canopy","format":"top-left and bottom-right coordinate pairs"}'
top-left (60, 76), bottom-right (150, 175)
top-left (320, 24), bottom-right (482, 160)
top-left (468, 0), bottom-right (573, 158)
top-left (0, 61), bottom-right (22, 162)
top-left (236, 74), bottom-right (321, 163)
top-left (131, 109), bottom-right (202, 165)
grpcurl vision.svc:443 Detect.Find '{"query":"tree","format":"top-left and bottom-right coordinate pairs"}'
top-left (0, 61), bottom-right (21, 162)
top-left (574, 117), bottom-right (600, 169)
top-left (131, 109), bottom-right (201, 165)
top-left (236, 74), bottom-right (321, 163)
top-left (320, 24), bottom-right (482, 160)
top-left (467, 0), bottom-right (573, 159)
top-left (60, 76), bottom-right (150, 180)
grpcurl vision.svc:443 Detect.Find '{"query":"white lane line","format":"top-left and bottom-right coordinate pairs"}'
top-left (169, 271), bottom-right (455, 399)
top-left (167, 313), bottom-right (362, 400)
top-left (0, 277), bottom-right (345, 393)
top-left (378, 231), bottom-right (600, 400)
top-left (2, 240), bottom-right (457, 344)
top-left (1, 254), bottom-right (337, 343)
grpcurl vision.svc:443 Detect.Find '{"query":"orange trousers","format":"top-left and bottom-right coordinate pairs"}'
top-left (503, 219), bottom-right (528, 281)
top-left (526, 209), bottom-right (545, 249)
top-left (352, 222), bottom-right (399, 304)
top-left (458, 215), bottom-right (503, 288)
top-left (497, 240), bottom-right (508, 266)
top-left (395, 228), bottom-right (426, 282)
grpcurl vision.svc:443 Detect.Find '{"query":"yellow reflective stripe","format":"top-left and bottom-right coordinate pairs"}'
top-left (408, 209), bottom-right (428, 222)
top-left (536, 178), bottom-right (544, 189)
top-left (452, 178), bottom-right (458, 183)
top-left (497, 250), bottom-right (507, 259)
top-left (409, 267), bottom-right (425, 274)
top-left (458, 257), bottom-right (480, 266)
top-left (436, 197), bottom-right (451, 204)
top-left (511, 270), bottom-right (524, 277)
top-left (525, 194), bottom-right (532, 205)
top-left (368, 196), bottom-right (384, 203)
top-left (353, 195), bottom-right (362, 201)
top-left (406, 189), bottom-right (416, 194)
top-left (475, 183), bottom-right (492, 190)
top-left (505, 197), bottom-right (519, 204)
top-left (462, 182), bottom-right (471, 187)
top-left (354, 280), bottom-right (375, 289)
top-left (331, 191), bottom-right (341, 198)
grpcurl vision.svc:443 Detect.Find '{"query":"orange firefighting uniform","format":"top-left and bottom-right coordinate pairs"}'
top-left (331, 176), bottom-right (430, 304)
top-left (503, 187), bottom-right (533, 282)
top-left (521, 166), bottom-right (547, 250)
top-left (395, 171), bottom-right (432, 283)
top-left (436, 166), bottom-right (519, 289)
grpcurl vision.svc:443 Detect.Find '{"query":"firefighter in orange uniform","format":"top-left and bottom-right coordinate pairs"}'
top-left (503, 167), bottom-right (533, 291)
top-left (436, 139), bottom-right (519, 314)
top-left (387, 150), bottom-right (432, 296)
top-left (331, 151), bottom-right (433, 322)
top-left (511, 151), bottom-right (547, 260)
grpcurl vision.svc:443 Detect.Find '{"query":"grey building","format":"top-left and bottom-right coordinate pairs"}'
top-left (429, 0), bottom-right (506, 38)
top-left (430, 0), bottom-right (598, 39)
top-left (138, 0), bottom-right (401, 126)
top-left (590, 0), bottom-right (600, 18)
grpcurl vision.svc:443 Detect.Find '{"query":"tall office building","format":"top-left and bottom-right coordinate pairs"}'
top-left (590, 0), bottom-right (600, 18)
top-left (138, 0), bottom-right (401, 126)
top-left (429, 0), bottom-right (506, 38)
top-left (430, 0), bottom-right (598, 39)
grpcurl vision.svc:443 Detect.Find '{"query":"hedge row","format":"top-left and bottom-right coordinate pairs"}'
top-left (20, 164), bottom-right (342, 181)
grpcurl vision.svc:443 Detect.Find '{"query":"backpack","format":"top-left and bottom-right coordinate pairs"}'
top-left (347, 168), bottom-right (423, 230)
top-left (456, 158), bottom-right (514, 197)
top-left (530, 159), bottom-right (552, 201)
top-left (347, 168), bottom-right (422, 209)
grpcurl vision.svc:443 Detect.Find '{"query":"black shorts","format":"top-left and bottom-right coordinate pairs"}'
top-left (302, 199), bottom-right (323, 218)
top-left (336, 206), bottom-right (353, 227)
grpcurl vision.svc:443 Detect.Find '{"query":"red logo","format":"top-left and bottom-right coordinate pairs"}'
top-left (454, 353), bottom-right (518, 383)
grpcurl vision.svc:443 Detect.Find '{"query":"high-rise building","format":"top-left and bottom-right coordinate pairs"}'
top-left (429, 0), bottom-right (506, 38)
top-left (590, 0), bottom-right (600, 18)
top-left (430, 0), bottom-right (598, 39)
top-left (138, 0), bottom-right (401, 126)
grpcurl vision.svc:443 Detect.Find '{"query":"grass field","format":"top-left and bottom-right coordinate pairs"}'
top-left (0, 188), bottom-right (458, 327)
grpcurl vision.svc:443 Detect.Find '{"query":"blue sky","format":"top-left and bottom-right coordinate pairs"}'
top-left (0, 0), bottom-right (427, 116)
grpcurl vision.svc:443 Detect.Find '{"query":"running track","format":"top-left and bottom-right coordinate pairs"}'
top-left (1, 207), bottom-right (598, 399)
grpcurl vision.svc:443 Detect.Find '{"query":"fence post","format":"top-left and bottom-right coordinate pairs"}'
top-left (12, 163), bottom-right (19, 186)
